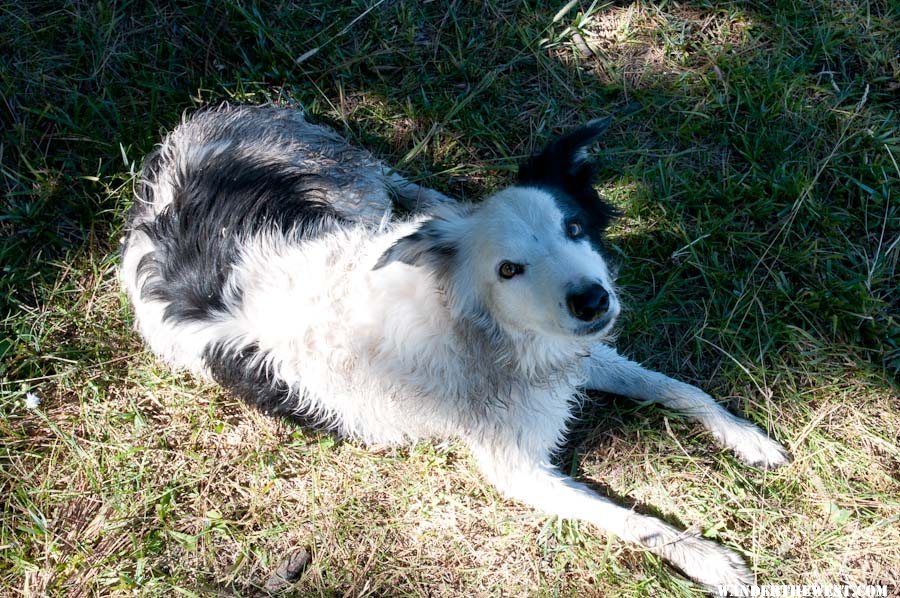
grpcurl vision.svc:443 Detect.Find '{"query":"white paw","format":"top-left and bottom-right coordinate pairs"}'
top-left (715, 419), bottom-right (790, 470)
top-left (631, 517), bottom-right (754, 589)
top-left (669, 533), bottom-right (754, 589)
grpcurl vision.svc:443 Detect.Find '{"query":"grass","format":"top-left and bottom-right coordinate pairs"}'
top-left (1, 0), bottom-right (898, 595)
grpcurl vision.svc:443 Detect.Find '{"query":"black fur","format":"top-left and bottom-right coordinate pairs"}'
top-left (372, 215), bottom-right (459, 271)
top-left (132, 148), bottom-right (346, 325)
top-left (518, 119), bottom-right (620, 246)
top-left (203, 341), bottom-right (332, 430)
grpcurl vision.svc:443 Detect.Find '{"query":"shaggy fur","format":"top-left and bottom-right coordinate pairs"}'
top-left (120, 104), bottom-right (789, 589)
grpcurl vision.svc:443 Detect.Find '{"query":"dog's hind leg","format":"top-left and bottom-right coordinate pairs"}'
top-left (469, 438), bottom-right (753, 589)
top-left (582, 344), bottom-right (790, 469)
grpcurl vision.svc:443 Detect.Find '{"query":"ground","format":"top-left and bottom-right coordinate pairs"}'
top-left (1, 1), bottom-right (898, 596)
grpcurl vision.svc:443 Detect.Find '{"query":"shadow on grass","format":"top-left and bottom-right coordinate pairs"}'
top-left (3, 0), bottom-right (895, 381)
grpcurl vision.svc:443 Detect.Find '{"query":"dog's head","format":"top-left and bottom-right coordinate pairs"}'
top-left (375, 119), bottom-right (620, 341)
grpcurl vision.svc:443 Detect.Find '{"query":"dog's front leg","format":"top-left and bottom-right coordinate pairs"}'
top-left (468, 438), bottom-right (753, 588)
top-left (582, 344), bottom-right (789, 469)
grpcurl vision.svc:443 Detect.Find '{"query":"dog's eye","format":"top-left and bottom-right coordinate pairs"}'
top-left (566, 221), bottom-right (584, 239)
top-left (498, 261), bottom-right (523, 279)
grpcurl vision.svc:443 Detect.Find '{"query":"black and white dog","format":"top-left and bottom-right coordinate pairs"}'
top-left (120, 104), bottom-right (788, 588)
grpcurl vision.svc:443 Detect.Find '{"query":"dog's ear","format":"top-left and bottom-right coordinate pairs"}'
top-left (517, 117), bottom-right (611, 192)
top-left (373, 216), bottom-right (459, 271)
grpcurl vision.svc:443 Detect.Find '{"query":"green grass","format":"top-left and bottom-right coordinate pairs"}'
top-left (1, 0), bottom-right (898, 595)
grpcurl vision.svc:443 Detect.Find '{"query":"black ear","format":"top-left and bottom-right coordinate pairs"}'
top-left (517, 117), bottom-right (611, 191)
top-left (373, 217), bottom-right (459, 271)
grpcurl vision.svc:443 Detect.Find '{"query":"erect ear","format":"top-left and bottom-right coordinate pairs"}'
top-left (373, 215), bottom-right (460, 271)
top-left (517, 117), bottom-right (611, 191)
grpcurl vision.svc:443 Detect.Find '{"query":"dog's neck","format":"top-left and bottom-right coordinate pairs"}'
top-left (447, 296), bottom-right (588, 386)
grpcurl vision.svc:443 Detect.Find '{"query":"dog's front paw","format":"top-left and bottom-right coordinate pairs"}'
top-left (666, 533), bottom-right (754, 590)
top-left (716, 420), bottom-right (790, 470)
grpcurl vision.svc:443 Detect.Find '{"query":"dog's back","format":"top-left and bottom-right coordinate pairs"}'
top-left (126, 105), bottom-right (399, 227)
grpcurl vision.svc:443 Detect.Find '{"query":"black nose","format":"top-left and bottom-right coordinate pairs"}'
top-left (566, 283), bottom-right (610, 322)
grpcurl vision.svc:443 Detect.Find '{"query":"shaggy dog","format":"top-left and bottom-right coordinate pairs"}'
top-left (120, 104), bottom-right (789, 589)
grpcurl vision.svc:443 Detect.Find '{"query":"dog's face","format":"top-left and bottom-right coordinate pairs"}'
top-left (375, 119), bottom-right (620, 341)
top-left (461, 185), bottom-right (620, 339)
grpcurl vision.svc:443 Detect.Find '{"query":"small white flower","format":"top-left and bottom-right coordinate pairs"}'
top-left (25, 392), bottom-right (41, 409)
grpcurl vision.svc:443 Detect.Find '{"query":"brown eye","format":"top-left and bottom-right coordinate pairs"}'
top-left (567, 221), bottom-right (584, 239)
top-left (498, 261), bottom-right (523, 279)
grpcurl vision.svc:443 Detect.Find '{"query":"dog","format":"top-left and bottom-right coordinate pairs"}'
top-left (120, 104), bottom-right (789, 589)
